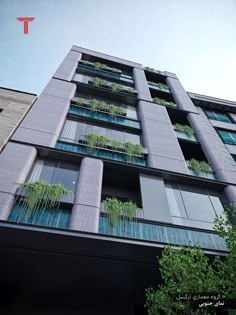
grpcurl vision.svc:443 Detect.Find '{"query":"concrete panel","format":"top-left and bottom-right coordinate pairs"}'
top-left (164, 71), bottom-right (178, 79)
top-left (0, 192), bottom-right (15, 220)
top-left (70, 157), bottom-right (103, 232)
top-left (138, 100), bottom-right (189, 174)
top-left (69, 204), bottom-right (99, 233)
top-left (148, 155), bottom-right (189, 174)
top-left (0, 143), bottom-right (37, 220)
top-left (166, 77), bottom-right (198, 113)
top-left (210, 119), bottom-right (236, 132)
top-left (43, 78), bottom-right (76, 100)
top-left (72, 45), bottom-right (142, 68)
top-left (13, 80), bottom-right (75, 147)
top-left (133, 68), bottom-right (152, 102)
top-left (12, 127), bottom-right (58, 147)
top-left (140, 174), bottom-right (172, 223)
top-left (53, 50), bottom-right (82, 81)
top-left (225, 144), bottom-right (236, 156)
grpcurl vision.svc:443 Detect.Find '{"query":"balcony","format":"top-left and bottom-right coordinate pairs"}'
top-left (174, 124), bottom-right (198, 142)
top-left (77, 63), bottom-right (133, 84)
top-left (148, 81), bottom-right (170, 93)
top-left (8, 203), bottom-right (71, 229)
top-left (187, 159), bottom-right (216, 180)
top-left (56, 139), bottom-right (147, 166)
top-left (69, 98), bottom-right (141, 130)
top-left (99, 215), bottom-right (228, 252)
top-left (152, 97), bottom-right (177, 108)
top-left (175, 130), bottom-right (198, 142)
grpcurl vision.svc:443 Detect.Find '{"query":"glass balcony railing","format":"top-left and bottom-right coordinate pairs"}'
top-left (73, 74), bottom-right (137, 97)
top-left (148, 81), bottom-right (170, 93)
top-left (188, 168), bottom-right (216, 180)
top-left (99, 215), bottom-right (228, 252)
top-left (56, 141), bottom-right (147, 166)
top-left (69, 105), bottom-right (141, 130)
top-left (8, 203), bottom-right (71, 229)
top-left (175, 130), bottom-right (198, 142)
top-left (77, 64), bottom-right (133, 84)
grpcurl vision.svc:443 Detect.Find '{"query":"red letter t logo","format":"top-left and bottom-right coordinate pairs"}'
top-left (17, 17), bottom-right (35, 34)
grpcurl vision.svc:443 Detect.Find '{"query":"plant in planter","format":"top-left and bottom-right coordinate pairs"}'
top-left (174, 124), bottom-right (194, 137)
top-left (80, 60), bottom-right (95, 68)
top-left (111, 140), bottom-right (123, 152)
top-left (102, 197), bottom-right (142, 225)
top-left (124, 142), bottom-right (135, 158)
top-left (133, 144), bottom-right (143, 157)
top-left (90, 78), bottom-right (109, 88)
top-left (83, 133), bottom-right (99, 149)
top-left (187, 158), bottom-right (212, 175)
top-left (18, 180), bottom-right (72, 216)
top-left (90, 99), bottom-right (99, 111)
top-left (97, 135), bottom-right (109, 148)
top-left (153, 97), bottom-right (176, 108)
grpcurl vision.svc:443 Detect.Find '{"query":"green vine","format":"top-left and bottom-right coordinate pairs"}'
top-left (89, 78), bottom-right (137, 95)
top-left (80, 60), bottom-right (122, 74)
top-left (18, 180), bottom-right (72, 214)
top-left (174, 123), bottom-right (194, 136)
top-left (153, 97), bottom-right (176, 108)
top-left (187, 159), bottom-right (212, 175)
top-left (73, 97), bottom-right (127, 117)
top-left (83, 133), bottom-right (144, 158)
top-left (102, 197), bottom-right (142, 225)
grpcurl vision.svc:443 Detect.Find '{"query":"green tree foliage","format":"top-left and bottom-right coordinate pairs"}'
top-left (145, 208), bottom-right (236, 315)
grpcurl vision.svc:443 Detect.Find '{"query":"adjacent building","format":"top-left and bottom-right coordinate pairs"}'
top-left (0, 46), bottom-right (235, 314)
top-left (0, 87), bottom-right (36, 152)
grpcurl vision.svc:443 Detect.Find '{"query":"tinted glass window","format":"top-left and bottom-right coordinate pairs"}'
top-left (205, 111), bottom-right (231, 123)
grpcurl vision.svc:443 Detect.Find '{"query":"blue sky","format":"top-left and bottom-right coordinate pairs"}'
top-left (1, 0), bottom-right (236, 101)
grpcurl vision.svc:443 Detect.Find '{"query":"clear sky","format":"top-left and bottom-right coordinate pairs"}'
top-left (1, 0), bottom-right (236, 101)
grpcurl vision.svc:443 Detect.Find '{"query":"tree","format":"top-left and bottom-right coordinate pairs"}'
top-left (145, 206), bottom-right (236, 315)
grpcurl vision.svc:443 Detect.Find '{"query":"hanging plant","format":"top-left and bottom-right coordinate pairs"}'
top-left (102, 197), bottom-right (142, 225)
top-left (174, 124), bottom-right (194, 136)
top-left (187, 159), bottom-right (212, 175)
top-left (18, 180), bottom-right (72, 215)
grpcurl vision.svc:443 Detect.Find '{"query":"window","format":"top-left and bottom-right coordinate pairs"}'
top-left (165, 183), bottom-right (224, 226)
top-left (205, 110), bottom-right (232, 123)
top-left (28, 159), bottom-right (79, 193)
top-left (218, 130), bottom-right (236, 145)
top-left (60, 120), bottom-right (141, 145)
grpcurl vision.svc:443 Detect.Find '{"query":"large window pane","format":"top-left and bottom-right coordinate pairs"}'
top-left (205, 110), bottom-right (231, 123)
top-left (218, 130), bottom-right (236, 145)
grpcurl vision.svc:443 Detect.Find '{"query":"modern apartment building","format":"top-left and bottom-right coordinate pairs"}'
top-left (0, 46), bottom-right (235, 314)
top-left (0, 87), bottom-right (36, 152)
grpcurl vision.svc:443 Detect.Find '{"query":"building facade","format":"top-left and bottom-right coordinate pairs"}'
top-left (0, 46), bottom-right (235, 314)
top-left (0, 87), bottom-right (36, 152)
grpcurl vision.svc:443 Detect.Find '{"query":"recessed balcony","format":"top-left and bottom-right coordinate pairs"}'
top-left (69, 98), bottom-right (141, 130)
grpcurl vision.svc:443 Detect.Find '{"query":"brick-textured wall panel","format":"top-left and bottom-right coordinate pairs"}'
top-left (74, 158), bottom-right (103, 207)
top-left (188, 108), bottom-right (236, 184)
top-left (0, 192), bottom-right (15, 220)
top-left (138, 100), bottom-right (189, 174)
top-left (69, 204), bottom-right (99, 233)
top-left (53, 50), bottom-right (82, 81)
top-left (166, 77), bottom-right (198, 113)
top-left (0, 89), bottom-right (36, 151)
top-left (133, 68), bottom-right (152, 102)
